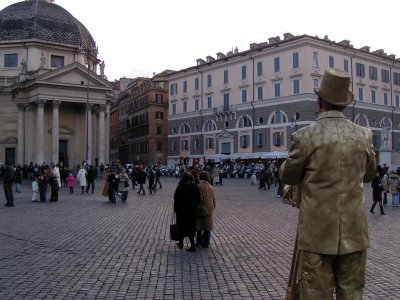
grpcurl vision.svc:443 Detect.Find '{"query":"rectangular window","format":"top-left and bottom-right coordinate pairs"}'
top-left (241, 65), bottom-right (247, 80)
top-left (183, 80), bottom-right (188, 93)
top-left (4, 53), bottom-right (18, 68)
top-left (206, 138), bottom-right (214, 150)
top-left (257, 133), bottom-right (263, 146)
top-left (382, 69), bottom-right (390, 83)
top-left (257, 61), bottom-right (263, 76)
top-left (257, 86), bottom-right (263, 100)
top-left (384, 92), bottom-right (388, 105)
top-left (194, 99), bottom-right (199, 111)
top-left (312, 52), bottom-right (319, 68)
top-left (207, 96), bottom-right (212, 109)
top-left (240, 135), bottom-right (249, 148)
top-left (358, 87), bottom-right (364, 101)
top-left (273, 131), bottom-right (284, 146)
top-left (170, 83), bottom-right (178, 95)
top-left (274, 57), bottom-right (280, 72)
top-left (223, 93), bottom-right (230, 111)
top-left (157, 126), bottom-right (162, 135)
top-left (274, 83), bottom-right (281, 97)
top-left (157, 141), bottom-right (162, 152)
top-left (371, 90), bottom-right (376, 103)
top-left (394, 72), bottom-right (400, 86)
top-left (51, 55), bottom-right (64, 68)
top-left (155, 111), bottom-right (164, 120)
top-left (155, 94), bottom-right (163, 104)
top-left (396, 94), bottom-right (400, 107)
top-left (313, 78), bottom-right (319, 88)
top-left (293, 79), bottom-right (300, 94)
top-left (193, 139), bottom-right (199, 151)
top-left (223, 70), bottom-right (229, 84)
top-left (293, 52), bottom-right (299, 68)
top-left (207, 74), bottom-right (212, 88)
top-left (181, 140), bottom-right (188, 151)
top-left (171, 141), bottom-right (175, 152)
top-left (369, 66), bottom-right (378, 81)
top-left (172, 103), bottom-right (176, 115)
top-left (195, 77), bottom-right (199, 90)
top-left (329, 56), bottom-right (334, 68)
top-left (183, 102), bottom-right (187, 113)
top-left (356, 63), bottom-right (365, 77)
top-left (241, 89), bottom-right (247, 103)
top-left (344, 59), bottom-right (349, 72)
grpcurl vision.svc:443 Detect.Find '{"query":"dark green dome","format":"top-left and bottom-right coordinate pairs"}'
top-left (0, 1), bottom-right (95, 47)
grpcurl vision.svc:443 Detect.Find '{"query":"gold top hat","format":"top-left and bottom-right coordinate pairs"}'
top-left (313, 68), bottom-right (354, 106)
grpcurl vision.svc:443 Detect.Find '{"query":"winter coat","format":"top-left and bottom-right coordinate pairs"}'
top-left (371, 175), bottom-right (383, 202)
top-left (174, 179), bottom-right (200, 238)
top-left (66, 175), bottom-right (75, 188)
top-left (118, 173), bottom-right (130, 192)
top-left (387, 173), bottom-right (400, 194)
top-left (76, 168), bottom-right (87, 187)
top-left (197, 180), bottom-right (216, 231)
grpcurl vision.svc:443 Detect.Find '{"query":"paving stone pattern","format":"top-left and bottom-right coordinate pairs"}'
top-left (0, 177), bottom-right (399, 299)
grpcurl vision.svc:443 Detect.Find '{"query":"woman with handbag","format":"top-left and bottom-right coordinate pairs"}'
top-left (173, 172), bottom-right (200, 252)
top-left (196, 171), bottom-right (216, 248)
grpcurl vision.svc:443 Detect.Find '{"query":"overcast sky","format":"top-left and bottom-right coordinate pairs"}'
top-left (1, 0), bottom-right (399, 81)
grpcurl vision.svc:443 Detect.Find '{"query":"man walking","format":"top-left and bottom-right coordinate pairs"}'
top-left (3, 161), bottom-right (15, 207)
top-left (280, 69), bottom-right (376, 299)
top-left (85, 165), bottom-right (97, 194)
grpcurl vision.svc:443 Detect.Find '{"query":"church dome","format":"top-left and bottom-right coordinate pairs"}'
top-left (0, 0), bottom-right (95, 47)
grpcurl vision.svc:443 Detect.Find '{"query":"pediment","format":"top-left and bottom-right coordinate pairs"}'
top-left (0, 136), bottom-right (17, 144)
top-left (216, 130), bottom-right (234, 139)
top-left (34, 62), bottom-right (112, 89)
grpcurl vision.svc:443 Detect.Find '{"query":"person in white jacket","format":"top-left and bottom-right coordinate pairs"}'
top-left (76, 165), bottom-right (88, 194)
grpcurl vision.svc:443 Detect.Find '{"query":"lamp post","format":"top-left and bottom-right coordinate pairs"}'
top-left (79, 40), bottom-right (98, 164)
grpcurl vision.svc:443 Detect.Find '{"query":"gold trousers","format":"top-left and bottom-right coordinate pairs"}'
top-left (297, 250), bottom-right (367, 300)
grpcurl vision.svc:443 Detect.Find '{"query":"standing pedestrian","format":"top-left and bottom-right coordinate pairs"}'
top-left (118, 168), bottom-right (130, 203)
top-left (137, 167), bottom-right (146, 196)
top-left (280, 68), bottom-right (376, 299)
top-left (107, 168), bottom-right (119, 204)
top-left (49, 171), bottom-right (60, 202)
top-left (76, 165), bottom-right (87, 194)
top-left (66, 173), bottom-right (75, 194)
top-left (85, 165), bottom-right (97, 194)
top-left (3, 161), bottom-right (15, 207)
top-left (14, 164), bottom-right (22, 193)
top-left (370, 168), bottom-right (385, 215)
top-left (155, 165), bottom-right (162, 188)
top-left (31, 175), bottom-right (39, 202)
top-left (196, 171), bottom-right (216, 248)
top-left (387, 170), bottom-right (400, 206)
top-left (173, 172), bottom-right (201, 252)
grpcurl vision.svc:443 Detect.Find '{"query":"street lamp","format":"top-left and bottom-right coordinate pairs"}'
top-left (79, 40), bottom-right (98, 164)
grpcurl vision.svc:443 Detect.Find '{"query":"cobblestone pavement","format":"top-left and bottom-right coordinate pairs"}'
top-left (0, 176), bottom-right (399, 299)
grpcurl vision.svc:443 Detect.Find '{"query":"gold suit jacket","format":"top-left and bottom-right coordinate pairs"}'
top-left (280, 111), bottom-right (376, 255)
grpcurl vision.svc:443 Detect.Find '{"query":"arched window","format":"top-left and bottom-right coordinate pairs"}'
top-left (238, 115), bottom-right (252, 128)
top-left (204, 120), bottom-right (217, 132)
top-left (270, 111), bottom-right (287, 124)
top-left (354, 114), bottom-right (368, 127)
top-left (179, 123), bottom-right (191, 134)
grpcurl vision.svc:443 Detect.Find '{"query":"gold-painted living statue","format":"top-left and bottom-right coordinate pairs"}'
top-left (280, 68), bottom-right (376, 300)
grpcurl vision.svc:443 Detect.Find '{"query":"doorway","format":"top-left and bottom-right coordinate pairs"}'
top-left (59, 140), bottom-right (69, 167)
top-left (5, 147), bottom-right (15, 165)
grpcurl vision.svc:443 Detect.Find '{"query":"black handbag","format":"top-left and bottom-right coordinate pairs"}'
top-left (170, 224), bottom-right (181, 241)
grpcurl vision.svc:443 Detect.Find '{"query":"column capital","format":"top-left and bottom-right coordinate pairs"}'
top-left (36, 99), bottom-right (47, 108)
top-left (86, 103), bottom-right (94, 111)
top-left (99, 104), bottom-right (106, 112)
top-left (53, 100), bottom-right (62, 108)
top-left (17, 103), bottom-right (25, 111)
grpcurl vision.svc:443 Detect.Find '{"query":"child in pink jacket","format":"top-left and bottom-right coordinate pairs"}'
top-left (66, 173), bottom-right (75, 194)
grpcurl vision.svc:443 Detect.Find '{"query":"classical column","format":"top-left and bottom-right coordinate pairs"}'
top-left (17, 104), bottom-right (25, 165)
top-left (87, 104), bottom-right (93, 164)
top-left (52, 101), bottom-right (61, 164)
top-left (36, 100), bottom-right (46, 164)
top-left (98, 105), bottom-right (106, 166)
top-left (25, 104), bottom-right (34, 164)
top-left (105, 104), bottom-right (110, 164)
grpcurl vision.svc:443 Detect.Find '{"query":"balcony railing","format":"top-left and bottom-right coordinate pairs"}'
top-left (0, 76), bottom-right (19, 86)
top-left (214, 104), bottom-right (237, 114)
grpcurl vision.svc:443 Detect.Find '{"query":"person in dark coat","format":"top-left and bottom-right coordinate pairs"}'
top-left (370, 169), bottom-right (385, 215)
top-left (173, 172), bottom-right (201, 252)
top-left (107, 168), bottom-right (119, 204)
top-left (137, 168), bottom-right (147, 195)
top-left (85, 165), bottom-right (97, 194)
top-left (3, 161), bottom-right (15, 207)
